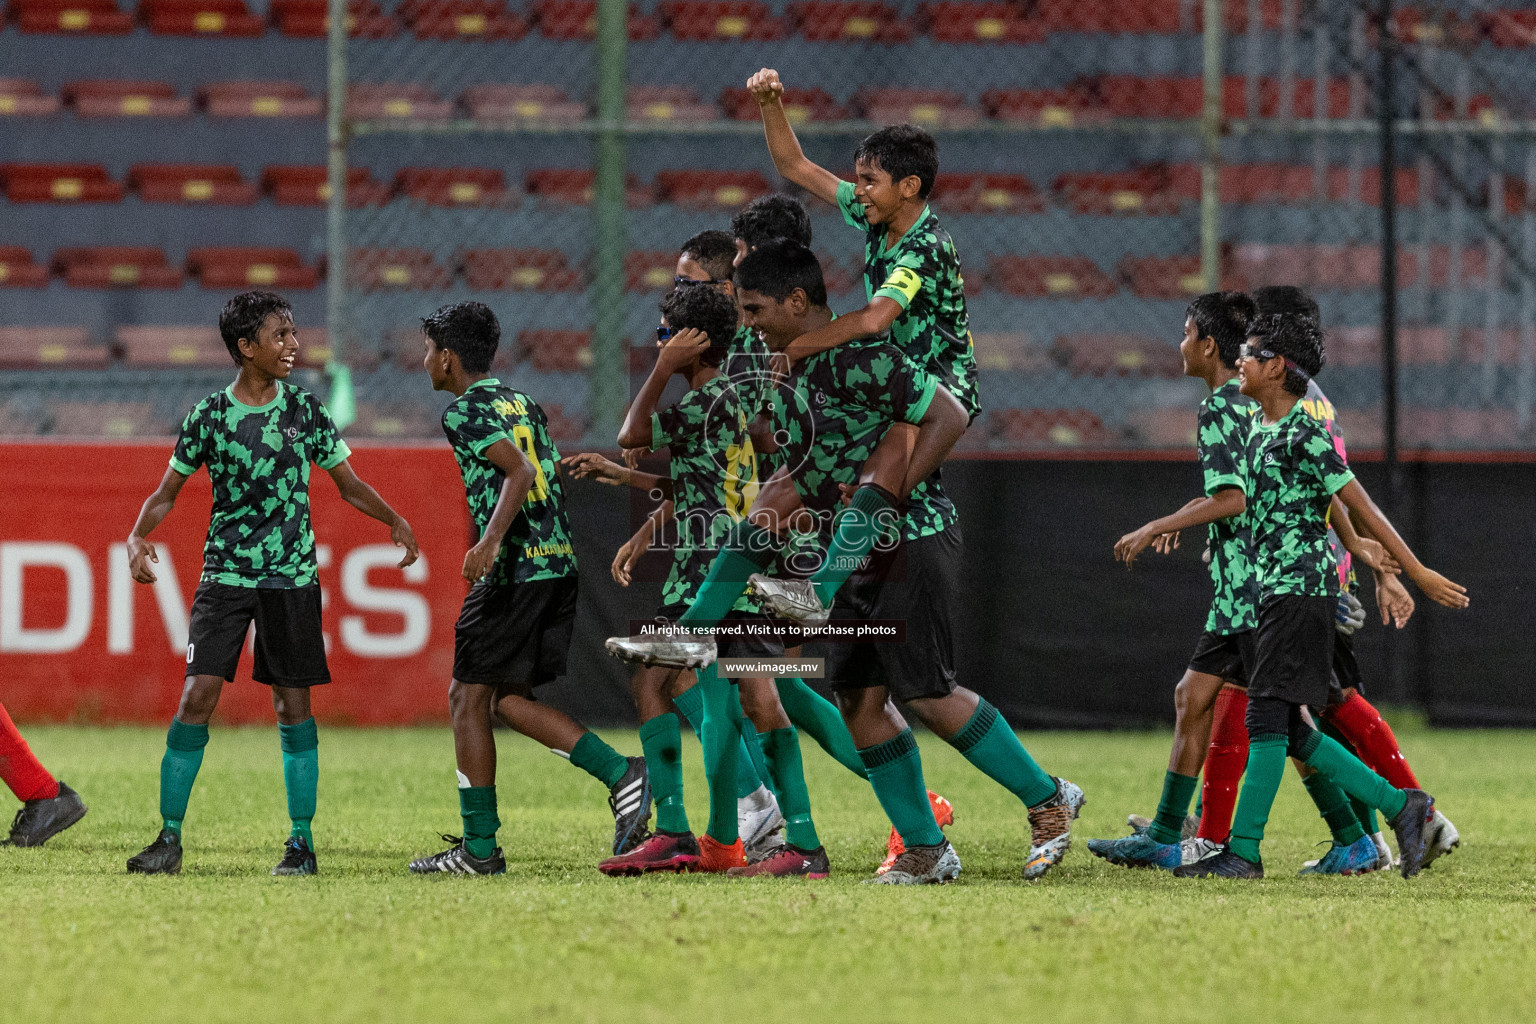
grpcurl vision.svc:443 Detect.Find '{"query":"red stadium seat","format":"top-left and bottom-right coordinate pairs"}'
top-left (1096, 75), bottom-right (1203, 118)
top-left (63, 80), bottom-right (191, 117)
top-left (853, 88), bottom-right (980, 128)
top-left (0, 79), bottom-right (62, 116)
top-left (129, 164), bottom-right (259, 205)
top-left (200, 81), bottom-right (323, 118)
top-left (989, 256), bottom-right (1117, 298)
top-left (969, 331), bottom-right (1049, 372)
top-left (115, 325), bottom-right (230, 366)
top-left (397, 0), bottom-right (526, 38)
top-left (0, 327), bottom-right (110, 369)
top-left (1505, 180), bottom-right (1533, 217)
top-left (1119, 254), bottom-right (1245, 299)
top-left (11, 0), bottom-right (133, 34)
top-left (347, 83), bottom-right (454, 122)
top-left (262, 165), bottom-right (390, 207)
top-left (659, 0), bottom-right (784, 40)
top-left (1050, 334), bottom-right (1182, 378)
top-left (788, 1), bottom-right (911, 42)
top-left (1325, 166), bottom-right (1419, 207)
top-left (625, 250), bottom-right (677, 292)
top-left (140, 0), bottom-right (265, 36)
top-left (1054, 168), bottom-right (1193, 215)
top-left (990, 408), bottom-right (1115, 448)
top-left (931, 172), bottom-right (1043, 214)
top-left (518, 329), bottom-right (592, 372)
top-left (461, 84), bottom-right (587, 124)
top-left (526, 167), bottom-right (656, 207)
top-left (270, 0), bottom-right (398, 37)
top-left (543, 403), bottom-right (587, 442)
top-left (347, 402), bottom-right (443, 438)
top-left (395, 167), bottom-right (511, 207)
top-left (54, 247), bottom-right (183, 288)
top-left (48, 400), bottom-right (168, 437)
top-left (981, 86), bottom-right (1098, 126)
top-left (917, 2), bottom-right (1043, 44)
top-left (461, 249), bottom-right (584, 291)
top-left (529, 0), bottom-right (660, 40)
top-left (1039, 0), bottom-right (1195, 32)
top-left (655, 169), bottom-right (771, 209)
top-left (1219, 163), bottom-right (1319, 204)
top-left (187, 247), bottom-right (320, 290)
top-left (0, 163), bottom-right (124, 203)
top-left (719, 86), bottom-right (846, 123)
top-left (0, 245), bottom-right (52, 288)
top-left (816, 250), bottom-right (859, 296)
top-left (1485, 9), bottom-right (1536, 47)
top-left (1222, 76), bottom-right (1354, 119)
top-left (349, 247), bottom-right (452, 290)
top-left (626, 85), bottom-right (718, 123)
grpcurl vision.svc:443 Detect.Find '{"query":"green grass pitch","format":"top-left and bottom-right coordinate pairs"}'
top-left (3, 722), bottom-right (1534, 1023)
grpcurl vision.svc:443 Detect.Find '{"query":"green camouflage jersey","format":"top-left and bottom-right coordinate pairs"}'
top-left (650, 373), bottom-right (759, 613)
top-left (767, 337), bottom-right (943, 543)
top-left (1243, 398), bottom-right (1356, 598)
top-left (1197, 379), bottom-right (1259, 634)
top-left (441, 378), bottom-right (577, 586)
top-left (170, 380), bottom-right (350, 589)
top-left (723, 324), bottom-right (773, 420)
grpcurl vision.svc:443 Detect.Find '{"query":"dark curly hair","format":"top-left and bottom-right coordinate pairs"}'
top-left (218, 291), bottom-right (292, 365)
top-left (854, 123), bottom-right (939, 198)
top-left (1252, 285), bottom-right (1321, 326)
top-left (421, 301), bottom-right (500, 373)
top-left (659, 282), bottom-right (738, 369)
top-left (733, 239), bottom-right (828, 308)
top-left (730, 193), bottom-right (812, 250)
top-left (1249, 312), bottom-right (1324, 397)
top-left (1187, 290), bottom-right (1258, 369)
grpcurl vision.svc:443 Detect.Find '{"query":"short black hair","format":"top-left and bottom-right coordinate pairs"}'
top-left (1249, 312), bottom-right (1324, 397)
top-left (1252, 285), bottom-right (1321, 326)
top-left (659, 283), bottom-right (738, 368)
top-left (730, 194), bottom-right (812, 250)
top-left (854, 124), bottom-right (939, 199)
top-left (219, 291), bottom-right (292, 365)
top-left (421, 301), bottom-right (500, 374)
top-left (679, 229), bottom-right (737, 282)
top-left (1187, 290), bottom-right (1258, 368)
top-left (733, 239), bottom-right (828, 307)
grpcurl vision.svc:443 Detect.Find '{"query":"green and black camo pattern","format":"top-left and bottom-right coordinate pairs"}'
top-left (170, 381), bottom-right (350, 589)
top-left (441, 378), bottom-right (577, 586)
top-left (1301, 380), bottom-right (1359, 597)
top-left (723, 324), bottom-right (774, 420)
top-left (1197, 379), bottom-right (1259, 634)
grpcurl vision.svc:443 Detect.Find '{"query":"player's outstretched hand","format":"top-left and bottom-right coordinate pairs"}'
top-left (612, 534), bottom-right (648, 587)
top-left (1411, 567), bottom-right (1469, 609)
top-left (391, 516), bottom-right (419, 568)
top-left (462, 538), bottom-right (499, 583)
top-left (1114, 525), bottom-right (1157, 568)
top-left (127, 536), bottom-right (159, 584)
top-left (747, 68), bottom-right (784, 105)
top-left (621, 446), bottom-right (650, 470)
top-left (1152, 531), bottom-right (1180, 555)
top-left (1374, 570), bottom-right (1415, 628)
top-left (562, 452), bottom-right (628, 486)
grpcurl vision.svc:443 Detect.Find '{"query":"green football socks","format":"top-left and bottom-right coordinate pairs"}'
top-left (1351, 796), bottom-right (1380, 837)
top-left (775, 676), bottom-right (867, 779)
top-left (1149, 770), bottom-right (1200, 846)
top-left (673, 682), bottom-right (767, 800)
top-left (159, 717), bottom-right (209, 834)
top-left (569, 731), bottom-right (628, 789)
top-left (697, 664), bottom-right (744, 844)
top-left (639, 714), bottom-right (689, 834)
top-left (1297, 730), bottom-right (1408, 821)
top-left (811, 485), bottom-right (898, 604)
top-left (947, 699), bottom-right (1057, 808)
top-left (278, 717), bottom-right (319, 846)
top-left (1228, 734), bottom-right (1288, 863)
top-left (859, 729), bottom-right (944, 848)
top-left (459, 784), bottom-right (500, 859)
top-left (676, 522), bottom-right (780, 631)
top-left (1301, 770), bottom-right (1368, 847)
top-left (761, 727), bottom-right (820, 850)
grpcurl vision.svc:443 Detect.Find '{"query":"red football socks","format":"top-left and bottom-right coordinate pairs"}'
top-left (1324, 691), bottom-right (1420, 791)
top-left (1197, 685), bottom-right (1249, 843)
top-left (0, 702), bottom-right (60, 803)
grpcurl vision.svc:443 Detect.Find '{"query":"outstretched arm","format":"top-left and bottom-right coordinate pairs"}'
top-left (782, 298), bottom-right (905, 363)
top-left (1334, 479), bottom-right (1468, 608)
top-left (747, 68), bottom-right (843, 205)
top-left (461, 439), bottom-right (537, 583)
top-left (616, 328), bottom-right (710, 450)
top-left (561, 452), bottom-right (673, 499)
top-left (126, 466), bottom-right (191, 584)
top-left (1114, 488), bottom-right (1246, 569)
top-left (1328, 494), bottom-right (1396, 575)
top-left (326, 460), bottom-right (419, 567)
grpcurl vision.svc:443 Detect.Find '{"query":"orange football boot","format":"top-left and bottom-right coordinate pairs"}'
top-left (875, 790), bottom-right (955, 875)
top-left (697, 833), bottom-right (746, 872)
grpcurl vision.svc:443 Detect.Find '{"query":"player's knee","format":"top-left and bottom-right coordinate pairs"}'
top-left (270, 686), bottom-right (310, 725)
top-left (448, 680), bottom-right (491, 721)
top-left (177, 675), bottom-right (221, 721)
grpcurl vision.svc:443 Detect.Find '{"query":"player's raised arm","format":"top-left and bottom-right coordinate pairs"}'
top-left (616, 327), bottom-right (711, 449)
top-left (560, 452), bottom-right (674, 499)
top-left (748, 68), bottom-right (843, 205)
top-left (126, 465), bottom-right (192, 584)
top-left (1333, 479), bottom-right (1468, 609)
top-left (325, 460), bottom-right (419, 568)
top-left (1114, 489), bottom-right (1246, 569)
top-left (460, 438), bottom-right (538, 582)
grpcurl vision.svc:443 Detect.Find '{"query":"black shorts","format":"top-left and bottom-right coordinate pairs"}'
top-left (185, 581), bottom-right (329, 687)
top-left (1250, 592), bottom-right (1336, 707)
top-left (814, 526), bottom-right (960, 702)
top-left (1187, 630), bottom-right (1255, 685)
top-left (654, 603), bottom-right (785, 660)
top-left (1324, 630), bottom-right (1365, 706)
top-left (453, 576), bottom-right (577, 690)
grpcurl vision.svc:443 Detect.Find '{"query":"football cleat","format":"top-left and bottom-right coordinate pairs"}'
top-left (1298, 834), bottom-right (1382, 876)
top-left (1422, 808), bottom-right (1460, 868)
top-left (727, 843), bottom-right (830, 879)
top-left (126, 828), bottom-right (183, 875)
top-left (1022, 777), bottom-right (1085, 880)
top-left (409, 834), bottom-right (506, 875)
top-left (608, 756), bottom-right (652, 855)
top-left (4, 781), bottom-right (87, 848)
top-left (1180, 836), bottom-right (1222, 865)
top-left (272, 835), bottom-right (318, 876)
top-left (738, 785), bottom-right (784, 852)
top-left (1125, 813), bottom-right (1198, 840)
top-left (1388, 789), bottom-right (1434, 879)
top-left (1370, 831), bottom-right (1396, 872)
top-left (696, 833), bottom-right (746, 872)
top-left (876, 790), bottom-right (954, 876)
top-left (598, 831), bottom-right (700, 876)
top-left (1086, 831), bottom-right (1182, 870)
top-left (745, 833), bottom-right (788, 864)
top-left (868, 841), bottom-right (961, 885)
top-left (1172, 846), bottom-right (1264, 879)
top-left (746, 574), bottom-right (830, 628)
top-left (604, 631), bottom-right (716, 670)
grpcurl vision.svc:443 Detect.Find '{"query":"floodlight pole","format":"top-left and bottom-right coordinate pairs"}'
top-left (1200, 0), bottom-right (1223, 291)
top-left (591, 0), bottom-right (628, 444)
top-left (326, 0), bottom-right (348, 374)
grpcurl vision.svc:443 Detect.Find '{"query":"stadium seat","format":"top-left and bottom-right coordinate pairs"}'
top-left (655, 169), bottom-right (771, 209)
top-left (397, 0), bottom-right (527, 38)
top-left (1505, 180), bottom-right (1532, 216)
top-left (525, 168), bottom-right (656, 207)
top-left (290, 328), bottom-right (332, 367)
top-left (1219, 163), bottom-right (1319, 204)
top-left (1034, 0), bottom-right (1190, 33)
top-left (1327, 326), bottom-right (1381, 368)
top-left (54, 246), bottom-right (184, 288)
top-left (719, 86), bottom-right (846, 124)
top-left (347, 402), bottom-right (444, 438)
top-left (347, 83), bottom-right (454, 122)
top-left (529, 0), bottom-right (660, 40)
top-left (140, 0), bottom-right (265, 36)
top-left (625, 250), bottom-right (676, 292)
top-left (1335, 408), bottom-right (1384, 449)
top-left (115, 325), bottom-right (230, 366)
top-left (988, 255), bottom-right (1117, 298)
top-left (931, 172), bottom-right (1043, 214)
top-left (270, 0), bottom-right (398, 37)
top-left (63, 80), bottom-right (191, 118)
top-left (917, 3), bottom-right (1044, 44)
top-left (1457, 328), bottom-right (1526, 368)
top-left (1054, 168), bottom-right (1195, 215)
top-left (1391, 6), bottom-right (1478, 47)
top-left (969, 331), bottom-right (1049, 372)
top-left (626, 86), bottom-right (717, 123)
top-left (263, 165), bottom-right (390, 207)
top-left (1096, 75), bottom-right (1203, 118)
top-left (1119, 254), bottom-right (1245, 299)
top-left (0, 79), bottom-right (62, 116)
top-left (1320, 166), bottom-right (1420, 207)
top-left (1485, 9), bottom-right (1536, 48)
top-left (1050, 334), bottom-right (1182, 378)
top-left (129, 164), bottom-right (260, 205)
top-left (199, 81), bottom-right (323, 118)
top-left (1126, 407), bottom-right (1198, 448)
top-left (461, 84), bottom-right (587, 124)
top-left (1232, 243), bottom-right (1379, 292)
top-left (518, 329), bottom-right (592, 372)
top-left (853, 88), bottom-right (980, 128)
top-left (395, 167), bottom-right (511, 207)
top-left (788, 1), bottom-right (911, 42)
top-left (0, 245), bottom-right (52, 288)
top-left (817, 249), bottom-right (858, 296)
top-left (187, 247), bottom-right (320, 290)
top-left (990, 408), bottom-right (1115, 448)
top-left (47, 400), bottom-right (167, 437)
top-left (0, 163), bottom-right (124, 203)
top-left (1403, 245), bottom-right (1489, 288)
top-left (349, 247), bottom-right (452, 290)
top-left (659, 0), bottom-right (784, 40)
top-left (981, 86), bottom-right (1098, 126)
top-left (0, 327), bottom-right (110, 369)
top-left (543, 402), bottom-right (587, 442)
top-left (1222, 76), bottom-right (1354, 119)
top-left (461, 249), bottom-right (584, 291)
top-left (11, 0), bottom-right (133, 34)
